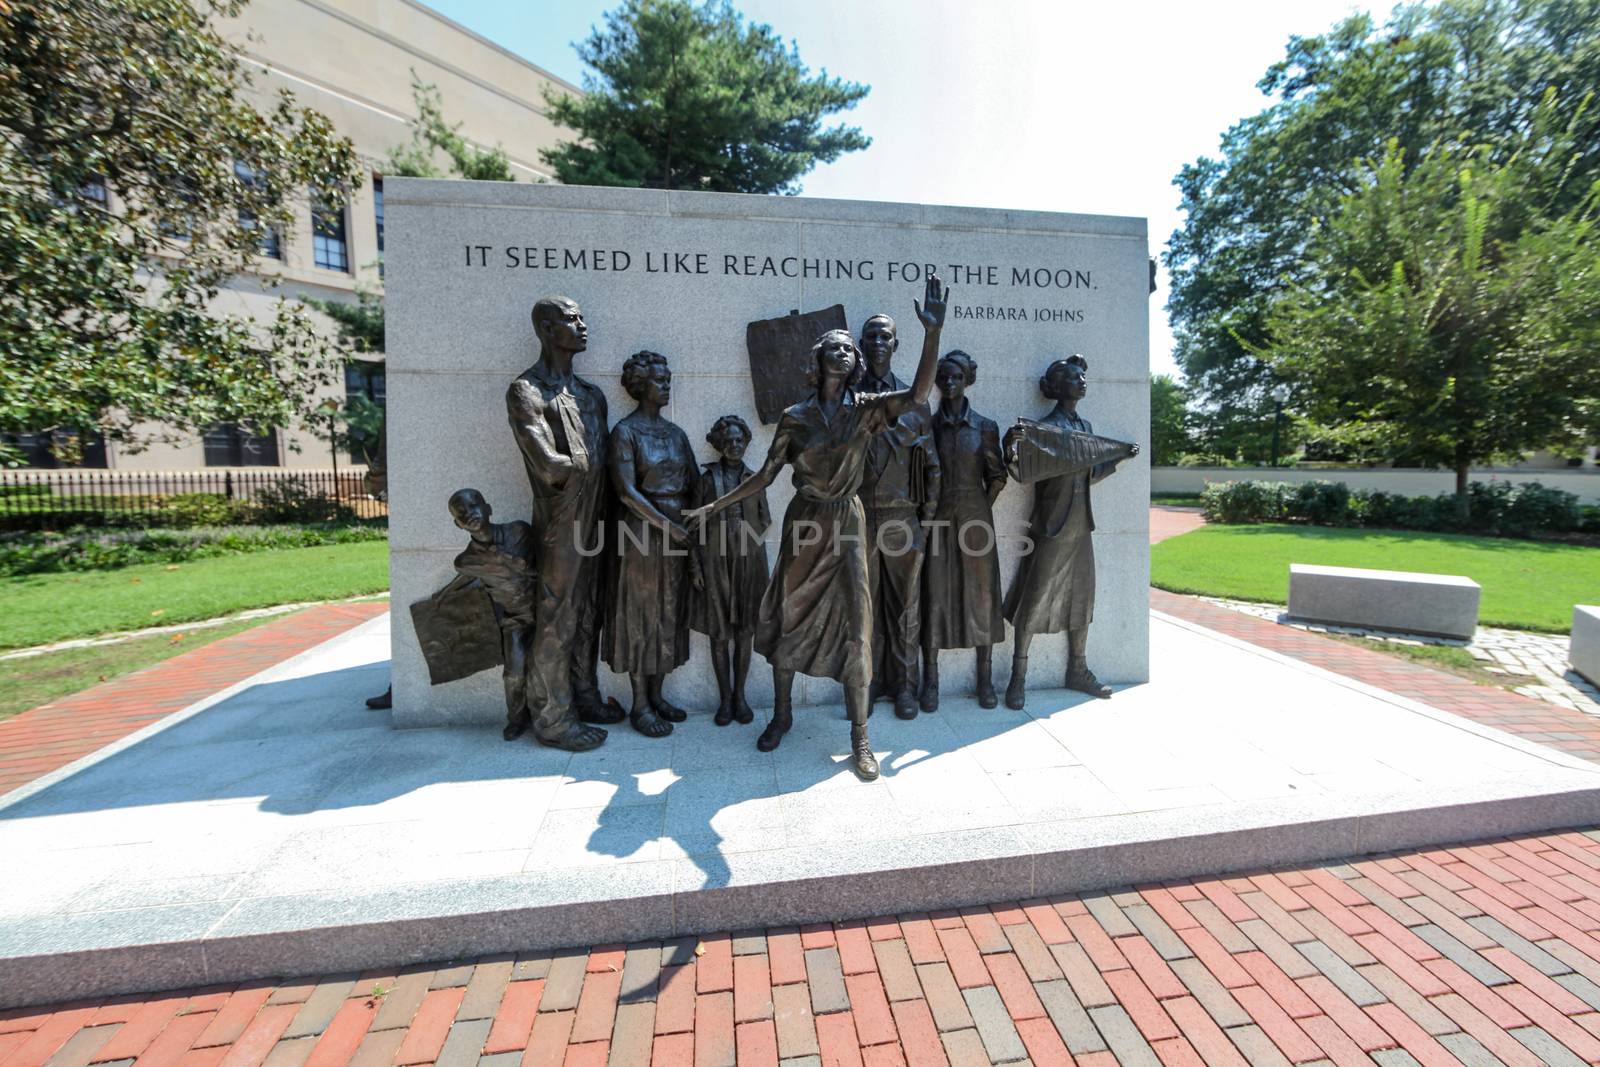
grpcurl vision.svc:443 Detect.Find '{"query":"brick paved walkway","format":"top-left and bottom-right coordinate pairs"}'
top-left (0, 599), bottom-right (388, 795)
top-left (1149, 507), bottom-right (1204, 545)
top-left (1152, 588), bottom-right (1600, 766)
top-left (10, 829), bottom-right (1600, 1065)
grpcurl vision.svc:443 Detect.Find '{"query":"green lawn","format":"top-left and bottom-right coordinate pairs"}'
top-left (0, 616), bottom-right (279, 722)
top-left (0, 541), bottom-right (390, 649)
top-left (1151, 523), bottom-right (1599, 632)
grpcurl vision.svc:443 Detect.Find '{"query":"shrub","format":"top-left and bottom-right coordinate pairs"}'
top-left (1201, 481), bottom-right (1295, 524)
top-left (146, 492), bottom-right (239, 527)
top-left (244, 475), bottom-right (356, 524)
top-left (1292, 480), bottom-right (1353, 526)
top-left (1202, 478), bottom-right (1585, 538)
top-left (0, 523), bottom-right (388, 577)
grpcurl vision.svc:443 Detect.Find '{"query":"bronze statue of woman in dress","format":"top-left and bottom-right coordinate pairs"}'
top-left (686, 275), bottom-right (950, 782)
top-left (690, 415), bottom-right (772, 727)
top-left (920, 350), bottom-right (1007, 710)
top-left (1001, 355), bottom-right (1139, 708)
top-left (603, 350), bottom-right (697, 737)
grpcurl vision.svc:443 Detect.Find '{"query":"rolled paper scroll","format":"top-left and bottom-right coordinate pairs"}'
top-left (1010, 417), bottom-right (1137, 483)
top-left (409, 583), bottom-right (504, 685)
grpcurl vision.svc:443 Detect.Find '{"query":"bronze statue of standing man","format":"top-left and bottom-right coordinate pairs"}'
top-left (857, 313), bottom-right (941, 720)
top-left (505, 296), bottom-right (624, 751)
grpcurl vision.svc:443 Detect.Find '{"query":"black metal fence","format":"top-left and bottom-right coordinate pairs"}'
top-left (0, 468), bottom-right (386, 530)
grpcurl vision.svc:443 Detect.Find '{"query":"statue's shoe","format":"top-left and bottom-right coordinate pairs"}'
top-left (1066, 669), bottom-right (1112, 699)
top-left (850, 730), bottom-right (880, 781)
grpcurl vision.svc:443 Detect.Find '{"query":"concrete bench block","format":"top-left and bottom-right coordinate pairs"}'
top-left (1287, 563), bottom-right (1480, 639)
top-left (1574, 606), bottom-right (1600, 686)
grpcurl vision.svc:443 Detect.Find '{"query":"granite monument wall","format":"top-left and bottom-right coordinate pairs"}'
top-left (386, 180), bottom-right (1150, 726)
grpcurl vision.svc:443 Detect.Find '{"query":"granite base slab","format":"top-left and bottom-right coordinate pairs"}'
top-left (4, 611), bottom-right (1599, 1007)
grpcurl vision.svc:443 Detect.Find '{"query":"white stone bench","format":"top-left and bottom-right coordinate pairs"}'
top-left (1287, 564), bottom-right (1480, 639)
top-left (1574, 606), bottom-right (1600, 686)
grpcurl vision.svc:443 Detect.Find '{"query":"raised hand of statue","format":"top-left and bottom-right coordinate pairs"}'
top-left (914, 272), bottom-right (949, 332)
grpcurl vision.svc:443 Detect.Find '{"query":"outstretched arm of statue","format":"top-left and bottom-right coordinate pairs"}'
top-left (886, 273), bottom-right (949, 420)
top-left (684, 457), bottom-right (780, 534)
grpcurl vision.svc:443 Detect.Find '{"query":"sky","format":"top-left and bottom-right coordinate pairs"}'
top-left (421, 0), bottom-right (1378, 378)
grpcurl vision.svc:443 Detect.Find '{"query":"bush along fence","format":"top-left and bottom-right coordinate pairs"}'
top-left (1201, 479), bottom-right (1600, 538)
top-left (0, 469), bottom-right (385, 531)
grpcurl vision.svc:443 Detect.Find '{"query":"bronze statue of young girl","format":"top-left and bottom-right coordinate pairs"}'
top-left (686, 275), bottom-right (950, 781)
top-left (690, 415), bottom-right (772, 727)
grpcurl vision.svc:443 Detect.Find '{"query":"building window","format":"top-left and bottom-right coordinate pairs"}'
top-left (80, 176), bottom-right (108, 209)
top-left (312, 198), bottom-right (349, 272)
top-left (373, 176), bottom-right (385, 277)
top-left (202, 424), bottom-right (279, 467)
top-left (2, 429), bottom-right (108, 469)
top-left (235, 161), bottom-right (280, 260)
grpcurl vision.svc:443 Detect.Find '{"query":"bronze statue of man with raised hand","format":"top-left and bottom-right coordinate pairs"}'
top-left (506, 296), bottom-right (625, 751)
top-left (857, 312), bottom-right (941, 720)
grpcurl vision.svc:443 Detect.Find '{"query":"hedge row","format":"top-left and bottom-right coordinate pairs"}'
top-left (0, 522), bottom-right (389, 577)
top-left (1200, 479), bottom-right (1600, 538)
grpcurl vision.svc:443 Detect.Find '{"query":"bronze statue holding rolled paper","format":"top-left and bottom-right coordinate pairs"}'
top-left (1001, 355), bottom-right (1139, 707)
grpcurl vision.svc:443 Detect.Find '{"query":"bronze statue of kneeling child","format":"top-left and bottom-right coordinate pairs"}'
top-left (432, 488), bottom-right (547, 742)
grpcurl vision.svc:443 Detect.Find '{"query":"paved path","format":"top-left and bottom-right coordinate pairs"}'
top-left (7, 829), bottom-right (1600, 1066)
top-left (1199, 596), bottom-right (1600, 718)
top-left (1149, 506), bottom-right (1204, 545)
top-left (1150, 589), bottom-right (1600, 767)
top-left (0, 600), bottom-right (389, 795)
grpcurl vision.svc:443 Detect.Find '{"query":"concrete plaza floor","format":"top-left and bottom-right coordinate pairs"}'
top-left (6, 609), bottom-right (1600, 1005)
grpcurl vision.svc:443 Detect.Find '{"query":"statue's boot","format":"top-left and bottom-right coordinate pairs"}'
top-left (758, 703), bottom-right (792, 752)
top-left (894, 682), bottom-right (919, 720)
top-left (575, 687), bottom-right (626, 725)
top-left (503, 712), bottom-right (531, 741)
top-left (536, 721), bottom-right (608, 752)
top-left (366, 687), bottom-right (392, 710)
top-left (630, 707), bottom-right (674, 738)
top-left (1005, 654), bottom-right (1028, 710)
top-left (975, 646), bottom-right (998, 708)
top-left (850, 724), bottom-right (880, 781)
top-left (1065, 628), bottom-right (1112, 699)
top-left (920, 655), bottom-right (939, 712)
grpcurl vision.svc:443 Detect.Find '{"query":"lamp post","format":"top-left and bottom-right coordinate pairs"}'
top-left (321, 397), bottom-right (341, 502)
top-left (1269, 383), bottom-right (1291, 468)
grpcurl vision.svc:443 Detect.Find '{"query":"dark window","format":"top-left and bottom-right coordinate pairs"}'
top-left (235, 161), bottom-right (280, 259)
top-left (80, 176), bottom-right (107, 208)
top-left (1, 430), bottom-right (108, 469)
top-left (312, 198), bottom-right (348, 272)
top-left (202, 424), bottom-right (279, 467)
top-left (373, 176), bottom-right (384, 277)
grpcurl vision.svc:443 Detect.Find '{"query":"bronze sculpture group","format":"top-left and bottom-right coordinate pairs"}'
top-left (425, 274), bottom-right (1139, 782)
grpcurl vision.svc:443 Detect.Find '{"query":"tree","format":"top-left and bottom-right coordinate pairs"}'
top-left (1149, 375), bottom-right (1194, 466)
top-left (1261, 103), bottom-right (1600, 508)
top-left (0, 0), bottom-right (362, 464)
top-left (1165, 0), bottom-right (1600, 460)
top-left (385, 73), bottom-right (516, 182)
top-left (542, 0), bottom-right (870, 194)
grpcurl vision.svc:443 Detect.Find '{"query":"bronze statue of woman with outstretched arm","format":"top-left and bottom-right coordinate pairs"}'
top-left (686, 274), bottom-right (950, 782)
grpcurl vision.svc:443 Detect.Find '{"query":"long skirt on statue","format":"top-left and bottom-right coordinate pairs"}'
top-left (923, 488), bottom-right (1005, 649)
top-left (603, 493), bottom-right (691, 675)
top-left (753, 494), bottom-right (871, 687)
top-left (1003, 472), bottom-right (1095, 636)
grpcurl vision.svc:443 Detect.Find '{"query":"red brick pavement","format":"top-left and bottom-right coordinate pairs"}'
top-left (0, 600), bottom-right (388, 796)
top-left (1148, 506), bottom-right (1205, 545)
top-left (10, 831), bottom-right (1600, 1065)
top-left (1152, 588), bottom-right (1600, 764)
